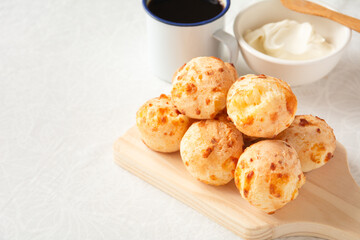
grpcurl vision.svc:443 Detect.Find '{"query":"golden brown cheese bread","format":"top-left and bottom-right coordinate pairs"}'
top-left (180, 120), bottom-right (244, 186)
top-left (227, 74), bottom-right (297, 138)
top-left (275, 115), bottom-right (336, 172)
top-left (234, 140), bottom-right (305, 213)
top-left (171, 57), bottom-right (237, 119)
top-left (136, 94), bottom-right (192, 153)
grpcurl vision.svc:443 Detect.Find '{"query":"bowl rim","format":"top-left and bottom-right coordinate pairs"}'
top-left (233, 0), bottom-right (352, 66)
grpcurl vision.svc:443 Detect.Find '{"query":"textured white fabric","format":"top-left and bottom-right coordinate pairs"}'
top-left (0, 0), bottom-right (359, 239)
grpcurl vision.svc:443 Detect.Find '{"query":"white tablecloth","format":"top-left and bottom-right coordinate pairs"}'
top-left (1, 0), bottom-right (359, 239)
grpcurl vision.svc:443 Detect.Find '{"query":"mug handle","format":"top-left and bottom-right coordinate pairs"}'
top-left (213, 29), bottom-right (239, 66)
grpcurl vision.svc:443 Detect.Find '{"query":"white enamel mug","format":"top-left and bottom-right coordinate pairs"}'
top-left (143, 0), bottom-right (234, 82)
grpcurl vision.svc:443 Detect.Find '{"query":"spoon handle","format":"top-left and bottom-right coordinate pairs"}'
top-left (327, 10), bottom-right (360, 33)
top-left (281, 0), bottom-right (360, 33)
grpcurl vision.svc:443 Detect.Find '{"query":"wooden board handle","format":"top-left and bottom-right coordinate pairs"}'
top-left (272, 141), bottom-right (360, 239)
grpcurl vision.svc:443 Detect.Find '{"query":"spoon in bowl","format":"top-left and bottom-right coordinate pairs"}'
top-left (281, 0), bottom-right (360, 32)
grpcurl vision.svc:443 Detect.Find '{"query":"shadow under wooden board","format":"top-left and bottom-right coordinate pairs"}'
top-left (113, 126), bottom-right (360, 240)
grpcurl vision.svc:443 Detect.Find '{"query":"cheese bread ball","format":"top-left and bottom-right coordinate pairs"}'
top-left (171, 57), bottom-right (237, 119)
top-left (275, 115), bottom-right (336, 172)
top-left (180, 120), bottom-right (244, 186)
top-left (234, 140), bottom-right (305, 214)
top-left (227, 74), bottom-right (297, 138)
top-left (136, 94), bottom-right (192, 153)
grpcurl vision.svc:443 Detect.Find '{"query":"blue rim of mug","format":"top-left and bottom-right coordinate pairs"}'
top-left (142, 0), bottom-right (230, 27)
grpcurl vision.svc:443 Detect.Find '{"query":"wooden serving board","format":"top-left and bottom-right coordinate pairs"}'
top-left (113, 126), bottom-right (360, 240)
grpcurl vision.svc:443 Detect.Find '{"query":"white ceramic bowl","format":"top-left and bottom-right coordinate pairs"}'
top-left (233, 0), bottom-right (351, 86)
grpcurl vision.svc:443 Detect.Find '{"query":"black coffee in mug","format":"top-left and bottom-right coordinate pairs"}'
top-left (147, 0), bottom-right (224, 24)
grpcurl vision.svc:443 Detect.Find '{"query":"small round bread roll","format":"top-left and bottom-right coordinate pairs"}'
top-left (275, 115), bottom-right (336, 172)
top-left (171, 57), bottom-right (237, 119)
top-left (234, 140), bottom-right (305, 214)
top-left (180, 120), bottom-right (244, 186)
top-left (227, 74), bottom-right (297, 138)
top-left (136, 94), bottom-right (192, 153)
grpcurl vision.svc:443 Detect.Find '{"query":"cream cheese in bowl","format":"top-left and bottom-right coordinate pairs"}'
top-left (231, 0), bottom-right (351, 86)
top-left (244, 19), bottom-right (334, 60)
